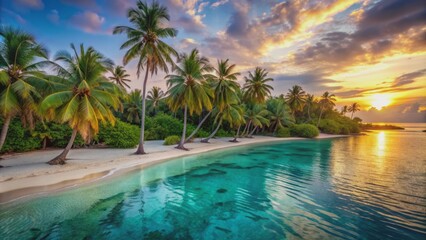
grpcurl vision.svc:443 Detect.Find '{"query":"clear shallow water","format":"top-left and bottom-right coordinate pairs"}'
top-left (1, 131), bottom-right (426, 240)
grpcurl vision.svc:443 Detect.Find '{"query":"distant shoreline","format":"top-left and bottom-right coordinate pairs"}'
top-left (361, 123), bottom-right (405, 131)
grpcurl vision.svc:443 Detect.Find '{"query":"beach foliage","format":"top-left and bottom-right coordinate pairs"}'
top-left (98, 120), bottom-right (140, 148)
top-left (164, 135), bottom-right (180, 145)
top-left (290, 124), bottom-right (319, 138)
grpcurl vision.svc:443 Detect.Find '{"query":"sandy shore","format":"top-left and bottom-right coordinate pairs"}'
top-left (0, 134), bottom-right (346, 203)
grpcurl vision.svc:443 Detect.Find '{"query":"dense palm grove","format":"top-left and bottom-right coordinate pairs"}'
top-left (0, 1), bottom-right (361, 165)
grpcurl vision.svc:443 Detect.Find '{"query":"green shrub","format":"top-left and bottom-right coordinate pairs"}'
top-left (145, 114), bottom-right (183, 140)
top-left (98, 120), bottom-right (140, 148)
top-left (164, 135), bottom-right (180, 145)
top-left (276, 127), bottom-right (291, 138)
top-left (41, 122), bottom-right (84, 147)
top-left (216, 129), bottom-right (233, 137)
top-left (290, 124), bottom-right (319, 138)
top-left (318, 119), bottom-right (341, 134)
top-left (0, 119), bottom-right (40, 153)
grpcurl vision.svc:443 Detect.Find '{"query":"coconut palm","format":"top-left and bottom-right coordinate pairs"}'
top-left (305, 94), bottom-right (315, 121)
top-left (243, 67), bottom-right (273, 104)
top-left (41, 44), bottom-right (121, 165)
top-left (186, 59), bottom-right (240, 142)
top-left (267, 98), bottom-right (292, 134)
top-left (147, 86), bottom-right (165, 115)
top-left (0, 27), bottom-right (53, 151)
top-left (113, 0), bottom-right (178, 154)
top-left (285, 85), bottom-right (306, 118)
top-left (108, 65), bottom-right (131, 89)
top-left (316, 91), bottom-right (336, 126)
top-left (341, 105), bottom-right (348, 116)
top-left (199, 59), bottom-right (241, 143)
top-left (243, 104), bottom-right (270, 137)
top-left (166, 49), bottom-right (213, 150)
top-left (123, 89), bottom-right (142, 124)
top-left (348, 102), bottom-right (361, 119)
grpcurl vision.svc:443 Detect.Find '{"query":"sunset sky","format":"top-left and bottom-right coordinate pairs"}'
top-left (1, 0), bottom-right (425, 122)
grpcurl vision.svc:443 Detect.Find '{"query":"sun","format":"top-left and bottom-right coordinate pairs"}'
top-left (370, 94), bottom-right (392, 110)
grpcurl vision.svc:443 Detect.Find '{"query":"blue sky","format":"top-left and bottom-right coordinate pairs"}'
top-left (1, 0), bottom-right (425, 122)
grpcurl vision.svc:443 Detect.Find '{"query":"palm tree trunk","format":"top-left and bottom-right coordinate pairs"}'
top-left (48, 128), bottom-right (78, 165)
top-left (243, 120), bottom-right (252, 137)
top-left (351, 111), bottom-right (354, 119)
top-left (317, 106), bottom-right (324, 127)
top-left (241, 122), bottom-right (249, 137)
top-left (201, 118), bottom-right (222, 143)
top-left (42, 137), bottom-right (47, 150)
top-left (0, 115), bottom-right (12, 152)
top-left (185, 111), bottom-right (212, 143)
top-left (248, 126), bottom-right (258, 138)
top-left (135, 66), bottom-right (150, 154)
top-left (176, 105), bottom-right (188, 150)
top-left (230, 125), bottom-right (241, 142)
top-left (308, 106), bottom-right (311, 121)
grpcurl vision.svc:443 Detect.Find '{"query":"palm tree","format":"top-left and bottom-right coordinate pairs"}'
top-left (285, 85), bottom-right (306, 118)
top-left (348, 102), bottom-right (361, 119)
top-left (316, 91), bottom-right (336, 126)
top-left (123, 89), bottom-right (142, 124)
top-left (147, 86), bottom-right (165, 115)
top-left (166, 49), bottom-right (213, 150)
top-left (267, 98), bottom-right (292, 134)
top-left (108, 65), bottom-right (131, 89)
top-left (340, 105), bottom-right (348, 116)
top-left (305, 94), bottom-right (315, 121)
top-left (114, 0), bottom-right (178, 154)
top-left (0, 27), bottom-right (52, 151)
top-left (244, 104), bottom-right (270, 137)
top-left (186, 59), bottom-right (240, 142)
top-left (41, 44), bottom-right (121, 165)
top-left (243, 67), bottom-right (273, 104)
top-left (199, 59), bottom-right (240, 143)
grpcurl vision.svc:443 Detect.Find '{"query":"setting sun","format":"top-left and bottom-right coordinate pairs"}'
top-left (371, 94), bottom-right (392, 110)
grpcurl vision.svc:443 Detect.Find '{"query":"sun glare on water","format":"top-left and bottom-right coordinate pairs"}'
top-left (370, 94), bottom-right (392, 110)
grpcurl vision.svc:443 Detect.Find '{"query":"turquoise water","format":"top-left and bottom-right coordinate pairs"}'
top-left (1, 131), bottom-right (426, 239)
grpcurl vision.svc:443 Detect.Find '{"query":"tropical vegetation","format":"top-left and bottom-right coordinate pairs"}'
top-left (0, 1), bottom-right (365, 164)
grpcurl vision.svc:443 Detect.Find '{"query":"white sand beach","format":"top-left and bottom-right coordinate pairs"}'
top-left (0, 134), bottom-right (346, 203)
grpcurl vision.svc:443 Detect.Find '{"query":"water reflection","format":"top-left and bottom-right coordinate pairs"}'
top-left (377, 131), bottom-right (386, 158)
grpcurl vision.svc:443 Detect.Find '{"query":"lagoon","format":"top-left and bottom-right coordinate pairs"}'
top-left (1, 131), bottom-right (425, 239)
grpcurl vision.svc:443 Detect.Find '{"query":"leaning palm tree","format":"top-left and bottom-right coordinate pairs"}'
top-left (108, 65), bottom-right (131, 89)
top-left (243, 67), bottom-right (273, 104)
top-left (348, 102), bottom-right (361, 119)
top-left (147, 86), bottom-right (165, 115)
top-left (267, 98), bottom-right (292, 134)
top-left (123, 89), bottom-right (142, 124)
top-left (166, 49), bottom-right (213, 150)
top-left (285, 85), bottom-right (306, 118)
top-left (243, 104), bottom-right (270, 137)
top-left (0, 27), bottom-right (53, 151)
top-left (41, 44), bottom-right (121, 165)
top-left (114, 0), bottom-right (178, 154)
top-left (316, 91), bottom-right (336, 126)
top-left (198, 59), bottom-right (241, 143)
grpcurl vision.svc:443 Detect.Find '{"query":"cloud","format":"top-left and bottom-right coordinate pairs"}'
top-left (158, 0), bottom-right (206, 34)
top-left (391, 68), bottom-right (426, 87)
top-left (70, 11), bottom-right (105, 33)
top-left (272, 71), bottom-right (343, 95)
top-left (13, 0), bottom-right (44, 9)
top-left (335, 69), bottom-right (426, 98)
top-left (47, 9), bottom-right (59, 24)
top-left (356, 101), bottom-right (426, 123)
top-left (60, 0), bottom-right (97, 9)
top-left (1, 8), bottom-right (26, 24)
top-left (105, 0), bottom-right (134, 16)
top-left (291, 0), bottom-right (426, 72)
top-left (211, 0), bottom-right (229, 8)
